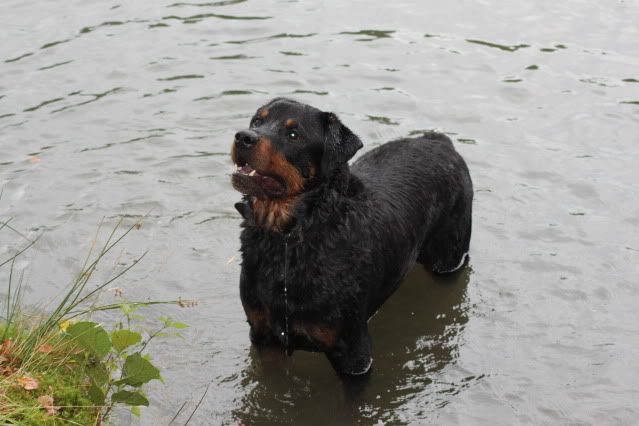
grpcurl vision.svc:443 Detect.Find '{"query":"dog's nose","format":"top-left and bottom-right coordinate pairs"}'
top-left (234, 130), bottom-right (259, 148)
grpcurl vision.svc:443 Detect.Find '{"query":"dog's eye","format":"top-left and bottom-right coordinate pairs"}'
top-left (251, 118), bottom-right (263, 127)
top-left (287, 130), bottom-right (299, 140)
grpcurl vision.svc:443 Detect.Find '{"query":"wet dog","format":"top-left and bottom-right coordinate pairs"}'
top-left (231, 98), bottom-right (473, 376)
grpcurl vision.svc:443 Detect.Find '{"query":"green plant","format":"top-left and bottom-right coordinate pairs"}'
top-left (64, 312), bottom-right (188, 422)
top-left (1, 212), bottom-right (195, 424)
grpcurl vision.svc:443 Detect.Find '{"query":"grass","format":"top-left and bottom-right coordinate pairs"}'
top-left (0, 215), bottom-right (193, 425)
top-left (1, 327), bottom-right (97, 425)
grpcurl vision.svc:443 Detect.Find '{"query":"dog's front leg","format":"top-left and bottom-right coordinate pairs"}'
top-left (325, 325), bottom-right (373, 376)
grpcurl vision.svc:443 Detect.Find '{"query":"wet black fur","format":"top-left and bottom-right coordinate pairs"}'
top-left (235, 98), bottom-right (473, 376)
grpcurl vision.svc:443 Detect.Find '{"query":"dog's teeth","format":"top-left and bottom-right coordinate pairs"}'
top-left (249, 170), bottom-right (257, 176)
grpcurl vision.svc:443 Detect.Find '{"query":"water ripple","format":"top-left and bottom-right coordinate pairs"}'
top-left (290, 90), bottom-right (328, 96)
top-left (340, 29), bottom-right (395, 41)
top-left (162, 13), bottom-right (271, 23)
top-left (158, 74), bottom-right (205, 81)
top-left (23, 97), bottom-right (65, 112)
top-left (210, 54), bottom-right (257, 60)
top-left (465, 39), bottom-right (530, 52)
top-left (40, 39), bottom-right (73, 50)
top-left (194, 89), bottom-right (266, 101)
top-left (167, 0), bottom-right (248, 7)
top-left (38, 60), bottom-right (74, 71)
top-left (5, 52), bottom-right (34, 63)
top-left (51, 88), bottom-right (123, 114)
top-left (169, 151), bottom-right (228, 159)
top-left (79, 20), bottom-right (143, 34)
top-left (368, 115), bottom-right (399, 125)
top-left (225, 32), bottom-right (316, 45)
top-left (79, 133), bottom-right (168, 152)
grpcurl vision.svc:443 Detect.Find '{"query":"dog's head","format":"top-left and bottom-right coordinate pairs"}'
top-left (231, 98), bottom-right (362, 201)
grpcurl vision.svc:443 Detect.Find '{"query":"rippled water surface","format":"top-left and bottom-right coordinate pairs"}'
top-left (2, 0), bottom-right (639, 424)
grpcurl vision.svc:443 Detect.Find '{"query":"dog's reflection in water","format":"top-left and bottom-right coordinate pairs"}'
top-left (233, 264), bottom-right (472, 425)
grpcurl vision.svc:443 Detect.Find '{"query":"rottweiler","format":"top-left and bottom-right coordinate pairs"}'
top-left (231, 98), bottom-right (473, 376)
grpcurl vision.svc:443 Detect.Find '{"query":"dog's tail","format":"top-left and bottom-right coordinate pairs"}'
top-left (412, 130), bottom-right (453, 145)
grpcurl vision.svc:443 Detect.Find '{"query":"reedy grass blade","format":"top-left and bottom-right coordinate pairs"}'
top-left (18, 218), bottom-right (145, 352)
top-left (2, 259), bottom-right (25, 341)
top-left (0, 218), bottom-right (35, 243)
top-left (0, 216), bottom-right (12, 233)
top-left (0, 237), bottom-right (38, 269)
top-left (65, 299), bottom-right (179, 320)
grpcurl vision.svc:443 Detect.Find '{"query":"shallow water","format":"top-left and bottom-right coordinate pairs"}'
top-left (1, 0), bottom-right (639, 424)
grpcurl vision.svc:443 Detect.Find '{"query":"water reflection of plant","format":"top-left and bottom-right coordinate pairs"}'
top-left (0, 216), bottom-right (192, 424)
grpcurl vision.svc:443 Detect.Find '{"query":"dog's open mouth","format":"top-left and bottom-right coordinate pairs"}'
top-left (231, 163), bottom-right (287, 199)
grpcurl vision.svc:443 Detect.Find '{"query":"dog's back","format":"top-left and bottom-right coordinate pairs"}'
top-left (351, 133), bottom-right (473, 311)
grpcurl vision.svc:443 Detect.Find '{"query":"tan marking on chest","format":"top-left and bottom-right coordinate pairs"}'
top-left (251, 198), bottom-right (297, 231)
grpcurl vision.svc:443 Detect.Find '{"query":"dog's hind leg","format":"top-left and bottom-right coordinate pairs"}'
top-left (326, 326), bottom-right (373, 376)
top-left (418, 198), bottom-right (472, 274)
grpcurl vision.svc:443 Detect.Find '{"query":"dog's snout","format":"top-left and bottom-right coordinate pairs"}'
top-left (235, 130), bottom-right (259, 148)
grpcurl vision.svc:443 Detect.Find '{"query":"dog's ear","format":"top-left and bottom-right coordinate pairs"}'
top-left (321, 112), bottom-right (363, 176)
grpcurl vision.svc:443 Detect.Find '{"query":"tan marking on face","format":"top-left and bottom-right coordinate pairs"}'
top-left (230, 142), bottom-right (238, 164)
top-left (252, 139), bottom-right (304, 195)
top-left (246, 138), bottom-right (305, 231)
top-left (259, 109), bottom-right (269, 118)
top-left (285, 118), bottom-right (297, 129)
top-left (308, 162), bottom-right (316, 179)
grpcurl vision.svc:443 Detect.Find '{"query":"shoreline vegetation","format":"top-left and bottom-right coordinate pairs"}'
top-left (0, 216), bottom-right (196, 425)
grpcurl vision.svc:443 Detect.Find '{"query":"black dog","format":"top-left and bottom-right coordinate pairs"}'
top-left (231, 98), bottom-right (473, 376)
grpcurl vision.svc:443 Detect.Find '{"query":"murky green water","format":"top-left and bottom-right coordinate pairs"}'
top-left (2, 0), bottom-right (639, 424)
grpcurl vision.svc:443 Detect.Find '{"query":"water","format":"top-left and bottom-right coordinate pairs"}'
top-left (1, 0), bottom-right (638, 424)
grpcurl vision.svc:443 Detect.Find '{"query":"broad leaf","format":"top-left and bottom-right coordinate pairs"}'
top-left (66, 322), bottom-right (111, 359)
top-left (86, 361), bottom-right (109, 386)
top-left (88, 380), bottom-right (105, 405)
top-left (112, 390), bottom-right (149, 407)
top-left (170, 322), bottom-right (189, 329)
top-left (116, 353), bottom-right (160, 386)
top-left (160, 316), bottom-right (189, 329)
top-left (111, 330), bottom-right (142, 352)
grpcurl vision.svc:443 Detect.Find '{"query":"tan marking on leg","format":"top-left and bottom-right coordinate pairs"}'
top-left (293, 321), bottom-right (339, 349)
top-left (247, 308), bottom-right (268, 330)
